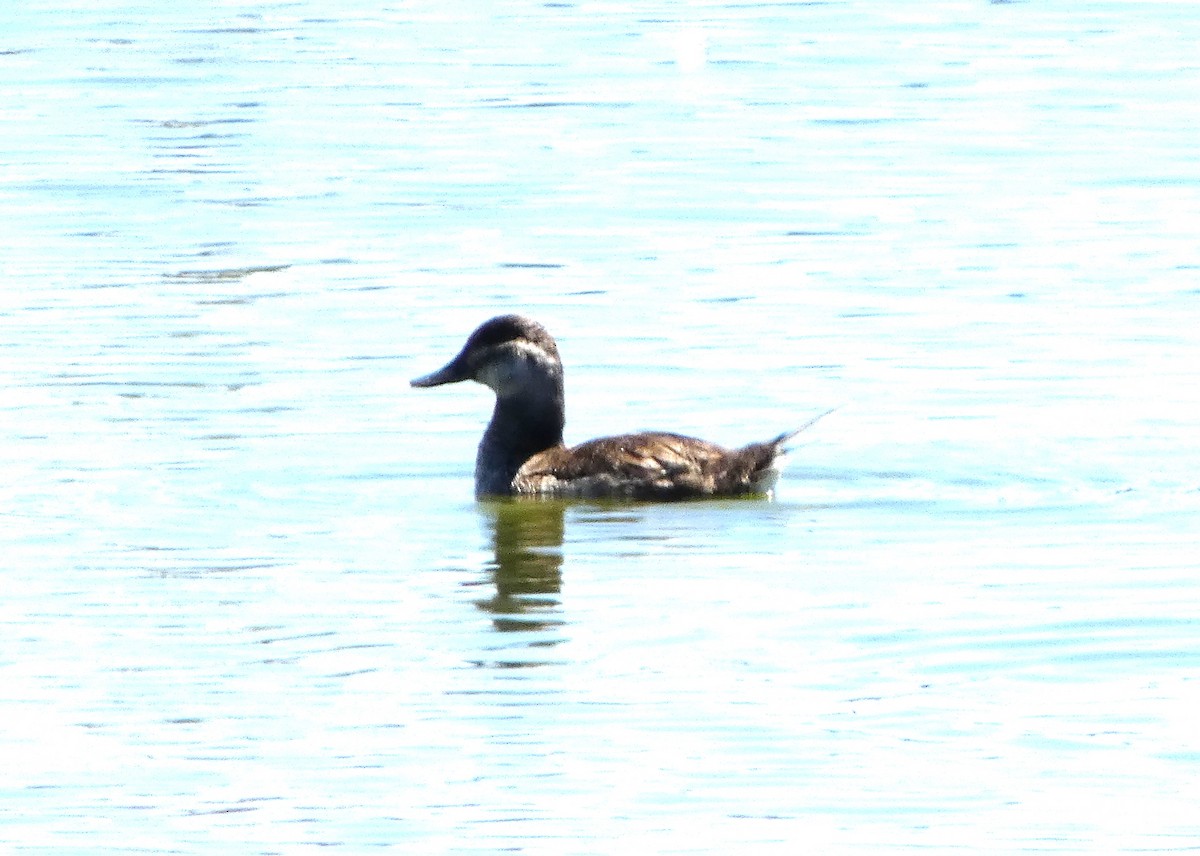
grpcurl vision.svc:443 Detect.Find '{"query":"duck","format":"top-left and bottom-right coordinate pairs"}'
top-left (411, 314), bottom-right (826, 500)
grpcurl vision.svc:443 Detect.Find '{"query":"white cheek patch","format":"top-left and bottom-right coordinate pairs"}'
top-left (475, 339), bottom-right (556, 395)
top-left (476, 360), bottom-right (510, 393)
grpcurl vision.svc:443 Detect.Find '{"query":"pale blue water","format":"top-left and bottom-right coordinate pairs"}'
top-left (3, 2), bottom-right (1200, 853)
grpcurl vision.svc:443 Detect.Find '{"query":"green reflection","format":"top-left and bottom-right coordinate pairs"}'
top-left (477, 499), bottom-right (566, 633)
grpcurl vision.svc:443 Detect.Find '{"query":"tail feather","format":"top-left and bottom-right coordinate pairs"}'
top-left (769, 406), bottom-right (839, 450)
top-left (722, 408), bottom-right (838, 495)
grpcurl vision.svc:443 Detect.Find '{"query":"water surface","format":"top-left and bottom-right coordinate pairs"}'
top-left (3, 2), bottom-right (1199, 853)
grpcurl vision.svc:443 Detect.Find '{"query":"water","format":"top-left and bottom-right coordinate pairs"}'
top-left (3, 1), bottom-right (1200, 852)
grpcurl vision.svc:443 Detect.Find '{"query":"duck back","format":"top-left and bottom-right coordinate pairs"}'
top-left (513, 431), bottom-right (795, 500)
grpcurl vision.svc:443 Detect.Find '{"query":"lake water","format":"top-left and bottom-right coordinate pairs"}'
top-left (3, 1), bottom-right (1199, 852)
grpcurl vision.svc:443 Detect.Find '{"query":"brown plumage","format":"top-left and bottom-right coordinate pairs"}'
top-left (515, 431), bottom-right (798, 500)
top-left (411, 314), bottom-right (827, 500)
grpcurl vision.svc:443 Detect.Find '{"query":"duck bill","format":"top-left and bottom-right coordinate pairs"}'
top-left (410, 356), bottom-right (469, 388)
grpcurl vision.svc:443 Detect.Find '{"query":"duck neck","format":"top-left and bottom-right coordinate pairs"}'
top-left (476, 388), bottom-right (565, 496)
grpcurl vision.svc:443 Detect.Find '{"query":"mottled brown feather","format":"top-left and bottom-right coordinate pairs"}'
top-left (514, 431), bottom-right (791, 500)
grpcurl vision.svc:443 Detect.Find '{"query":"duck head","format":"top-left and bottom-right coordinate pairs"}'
top-left (410, 314), bottom-right (564, 399)
top-left (412, 315), bottom-right (568, 495)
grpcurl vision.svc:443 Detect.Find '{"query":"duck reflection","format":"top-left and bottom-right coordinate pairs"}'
top-left (476, 499), bottom-right (566, 634)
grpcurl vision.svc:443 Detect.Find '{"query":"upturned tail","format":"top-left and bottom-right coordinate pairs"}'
top-left (768, 406), bottom-right (839, 451)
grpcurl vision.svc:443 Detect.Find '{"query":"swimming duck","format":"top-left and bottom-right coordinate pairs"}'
top-left (411, 314), bottom-right (820, 500)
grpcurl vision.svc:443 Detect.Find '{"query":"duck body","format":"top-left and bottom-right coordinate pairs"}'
top-left (411, 314), bottom-right (806, 500)
top-left (512, 431), bottom-right (797, 500)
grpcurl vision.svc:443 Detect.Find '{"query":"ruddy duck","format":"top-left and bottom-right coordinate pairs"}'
top-left (412, 314), bottom-right (825, 500)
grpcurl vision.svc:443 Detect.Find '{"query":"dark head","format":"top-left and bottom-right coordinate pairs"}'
top-left (410, 314), bottom-right (562, 397)
top-left (412, 315), bottom-right (567, 495)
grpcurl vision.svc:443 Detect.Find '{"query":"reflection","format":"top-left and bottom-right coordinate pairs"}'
top-left (476, 499), bottom-right (566, 635)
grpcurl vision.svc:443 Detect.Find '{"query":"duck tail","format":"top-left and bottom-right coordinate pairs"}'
top-left (722, 407), bottom-right (837, 495)
top-left (769, 406), bottom-right (839, 451)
